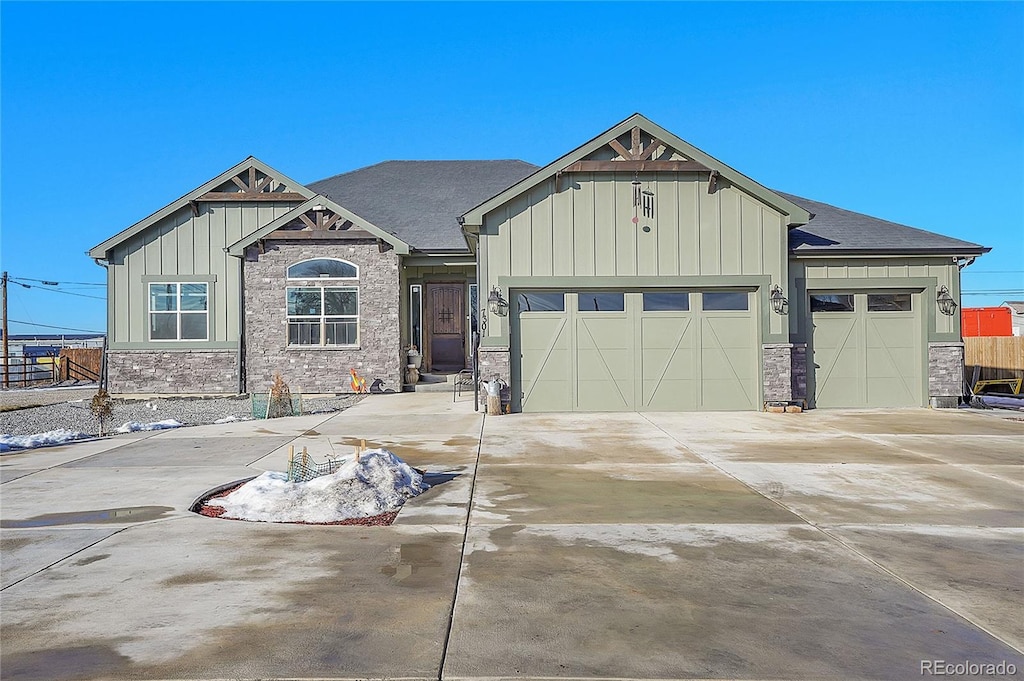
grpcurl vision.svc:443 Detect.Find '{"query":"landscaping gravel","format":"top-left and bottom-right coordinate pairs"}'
top-left (0, 393), bottom-right (365, 438)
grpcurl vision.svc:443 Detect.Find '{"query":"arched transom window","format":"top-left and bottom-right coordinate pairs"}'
top-left (286, 258), bottom-right (359, 346)
top-left (287, 258), bottom-right (358, 280)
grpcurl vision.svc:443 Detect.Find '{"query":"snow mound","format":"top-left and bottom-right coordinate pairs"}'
top-left (0, 429), bottom-right (91, 452)
top-left (116, 419), bottom-right (184, 433)
top-left (208, 448), bottom-right (429, 523)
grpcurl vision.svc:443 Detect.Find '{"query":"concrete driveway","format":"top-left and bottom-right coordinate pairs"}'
top-left (1, 395), bottom-right (1022, 680)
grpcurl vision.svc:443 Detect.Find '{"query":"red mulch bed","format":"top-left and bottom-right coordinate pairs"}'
top-left (195, 483), bottom-right (399, 526)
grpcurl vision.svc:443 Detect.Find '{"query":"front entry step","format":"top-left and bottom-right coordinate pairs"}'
top-left (405, 372), bottom-right (467, 393)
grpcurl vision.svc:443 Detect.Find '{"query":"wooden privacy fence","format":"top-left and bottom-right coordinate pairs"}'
top-left (964, 337), bottom-right (1024, 381)
top-left (59, 348), bottom-right (103, 382)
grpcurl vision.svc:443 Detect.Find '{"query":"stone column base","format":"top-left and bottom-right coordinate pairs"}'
top-left (928, 342), bottom-right (965, 408)
top-left (478, 346), bottom-right (512, 411)
top-left (762, 343), bottom-right (808, 405)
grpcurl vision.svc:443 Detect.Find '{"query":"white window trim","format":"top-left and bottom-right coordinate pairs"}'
top-left (148, 282), bottom-right (210, 342)
top-left (286, 286), bottom-right (360, 347)
top-left (286, 258), bottom-right (359, 281)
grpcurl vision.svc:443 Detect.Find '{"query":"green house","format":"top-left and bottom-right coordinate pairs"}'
top-left (88, 114), bottom-right (987, 410)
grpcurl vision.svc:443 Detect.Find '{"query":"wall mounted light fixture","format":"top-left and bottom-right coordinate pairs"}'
top-left (770, 284), bottom-right (788, 314)
top-left (487, 286), bottom-right (509, 317)
top-left (936, 285), bottom-right (958, 316)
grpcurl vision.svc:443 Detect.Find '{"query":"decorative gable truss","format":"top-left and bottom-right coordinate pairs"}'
top-left (563, 126), bottom-right (712, 172)
top-left (226, 196), bottom-right (411, 257)
top-left (189, 167), bottom-right (306, 215)
top-left (558, 126), bottom-right (720, 195)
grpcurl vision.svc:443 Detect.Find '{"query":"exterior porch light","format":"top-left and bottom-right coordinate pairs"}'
top-left (769, 284), bottom-right (788, 314)
top-left (488, 286), bottom-right (509, 317)
top-left (936, 285), bottom-right (958, 316)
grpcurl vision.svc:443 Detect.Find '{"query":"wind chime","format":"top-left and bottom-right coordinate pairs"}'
top-left (631, 172), bottom-right (655, 226)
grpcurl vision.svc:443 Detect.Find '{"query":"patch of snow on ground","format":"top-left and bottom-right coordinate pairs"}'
top-left (0, 429), bottom-right (91, 452)
top-left (208, 448), bottom-right (429, 523)
top-left (116, 419), bottom-right (184, 433)
top-left (213, 415), bottom-right (248, 424)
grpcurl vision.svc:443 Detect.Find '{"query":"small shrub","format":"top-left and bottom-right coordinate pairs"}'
top-left (90, 388), bottom-right (114, 436)
top-left (267, 373), bottom-right (295, 419)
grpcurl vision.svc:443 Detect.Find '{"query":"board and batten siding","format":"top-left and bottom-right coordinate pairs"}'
top-left (791, 257), bottom-right (962, 340)
top-left (109, 201), bottom-right (301, 348)
top-left (479, 172), bottom-right (788, 340)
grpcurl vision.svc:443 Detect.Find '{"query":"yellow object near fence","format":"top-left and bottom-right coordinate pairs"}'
top-left (973, 378), bottom-right (1023, 395)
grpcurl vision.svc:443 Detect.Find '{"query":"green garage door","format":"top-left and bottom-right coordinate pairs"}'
top-left (512, 290), bottom-right (760, 412)
top-left (810, 292), bottom-right (924, 408)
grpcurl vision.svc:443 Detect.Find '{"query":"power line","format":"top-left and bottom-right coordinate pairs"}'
top-left (8, 319), bottom-right (104, 334)
top-left (9, 276), bottom-right (104, 287)
top-left (962, 291), bottom-right (1024, 295)
top-left (964, 270), bottom-right (1024, 274)
top-left (8, 282), bottom-right (106, 301)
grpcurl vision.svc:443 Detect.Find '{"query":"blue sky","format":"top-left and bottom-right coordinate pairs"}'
top-left (2, 1), bottom-right (1022, 336)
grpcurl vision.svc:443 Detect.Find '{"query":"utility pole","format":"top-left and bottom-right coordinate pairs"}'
top-left (2, 271), bottom-right (8, 389)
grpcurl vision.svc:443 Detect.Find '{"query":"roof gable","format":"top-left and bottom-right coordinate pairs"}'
top-left (226, 195), bottom-right (410, 256)
top-left (460, 113), bottom-right (812, 227)
top-left (88, 157), bottom-right (315, 258)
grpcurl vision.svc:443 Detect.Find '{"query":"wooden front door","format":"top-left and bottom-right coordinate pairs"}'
top-left (425, 283), bottom-right (465, 372)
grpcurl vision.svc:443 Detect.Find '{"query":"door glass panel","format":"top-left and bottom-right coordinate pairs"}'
top-left (643, 292), bottom-right (690, 311)
top-left (517, 292), bottom-right (564, 312)
top-left (410, 285), bottom-right (422, 351)
top-left (702, 291), bottom-right (749, 311)
top-left (469, 284), bottom-right (478, 334)
top-left (810, 294), bottom-right (855, 312)
top-left (867, 293), bottom-right (912, 311)
top-left (578, 292), bottom-right (625, 312)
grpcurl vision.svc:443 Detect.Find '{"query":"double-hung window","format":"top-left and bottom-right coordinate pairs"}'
top-left (286, 259), bottom-right (360, 347)
top-left (149, 283), bottom-right (209, 340)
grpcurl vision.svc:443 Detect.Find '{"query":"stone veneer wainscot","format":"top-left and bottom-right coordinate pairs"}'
top-left (106, 350), bottom-right (237, 394)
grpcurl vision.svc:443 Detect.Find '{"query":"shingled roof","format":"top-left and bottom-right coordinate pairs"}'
top-left (308, 160), bottom-right (539, 251)
top-left (308, 161), bottom-right (987, 256)
top-left (782, 192), bottom-right (988, 256)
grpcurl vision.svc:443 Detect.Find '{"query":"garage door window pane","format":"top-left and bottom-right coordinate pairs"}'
top-left (517, 292), bottom-right (564, 312)
top-left (702, 292), bottom-right (748, 311)
top-left (867, 293), bottom-right (912, 311)
top-left (643, 292), bottom-right (690, 311)
top-left (579, 292), bottom-right (625, 312)
top-left (810, 294), bottom-right (855, 312)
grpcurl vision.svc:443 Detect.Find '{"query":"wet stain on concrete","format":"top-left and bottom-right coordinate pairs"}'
top-left (254, 428), bottom-right (281, 435)
top-left (133, 532), bottom-right (462, 679)
top-left (477, 467), bottom-right (801, 524)
top-left (1, 506), bottom-right (174, 528)
top-left (1, 644), bottom-right (133, 681)
top-left (301, 429), bottom-right (321, 436)
top-left (444, 436), bottom-right (478, 448)
top-left (381, 542), bottom-right (445, 585)
top-left (1, 536), bottom-right (33, 550)
top-left (162, 570), bottom-right (226, 586)
top-left (73, 554), bottom-right (110, 567)
top-left (448, 528), bottom-right (1024, 679)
